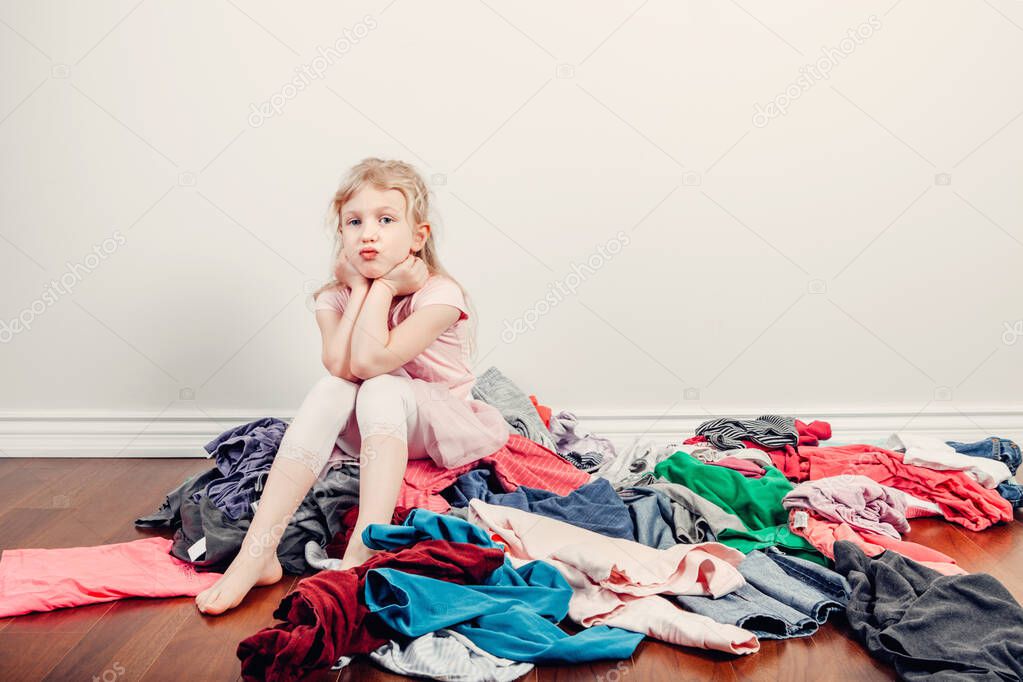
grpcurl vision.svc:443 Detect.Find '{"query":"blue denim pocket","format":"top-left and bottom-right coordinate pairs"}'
top-left (996, 481), bottom-right (1023, 508)
top-left (946, 437), bottom-right (1021, 474)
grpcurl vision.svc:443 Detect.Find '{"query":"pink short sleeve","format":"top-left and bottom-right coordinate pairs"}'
top-left (412, 276), bottom-right (468, 321)
top-left (314, 286), bottom-right (350, 314)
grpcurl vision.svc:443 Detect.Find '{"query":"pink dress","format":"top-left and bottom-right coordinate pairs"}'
top-left (313, 274), bottom-right (510, 470)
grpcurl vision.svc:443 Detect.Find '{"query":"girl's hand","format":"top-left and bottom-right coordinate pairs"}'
top-left (333, 249), bottom-right (370, 293)
top-left (377, 254), bottom-right (428, 296)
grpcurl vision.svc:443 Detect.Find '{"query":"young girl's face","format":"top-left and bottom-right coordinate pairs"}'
top-left (340, 184), bottom-right (425, 279)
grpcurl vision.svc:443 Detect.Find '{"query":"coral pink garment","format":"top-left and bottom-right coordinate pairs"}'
top-left (789, 511), bottom-right (966, 576)
top-left (710, 457), bottom-right (766, 478)
top-left (0, 536), bottom-right (222, 617)
top-left (767, 444), bottom-right (805, 480)
top-left (316, 275), bottom-right (510, 470)
top-left (529, 394), bottom-right (552, 429)
top-left (796, 444), bottom-right (1012, 531)
top-left (466, 499), bottom-right (760, 655)
top-left (398, 434), bottom-right (591, 512)
top-left (796, 419), bottom-right (832, 446)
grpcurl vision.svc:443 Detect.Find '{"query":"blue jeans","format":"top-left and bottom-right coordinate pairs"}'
top-left (675, 549), bottom-right (849, 640)
top-left (946, 437), bottom-right (1023, 508)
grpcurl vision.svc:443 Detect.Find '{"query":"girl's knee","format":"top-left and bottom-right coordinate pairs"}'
top-left (310, 375), bottom-right (359, 405)
top-left (354, 374), bottom-right (415, 442)
top-left (354, 374), bottom-right (412, 405)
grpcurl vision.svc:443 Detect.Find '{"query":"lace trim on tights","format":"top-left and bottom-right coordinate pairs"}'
top-left (360, 419), bottom-right (408, 443)
top-left (276, 442), bottom-right (329, 473)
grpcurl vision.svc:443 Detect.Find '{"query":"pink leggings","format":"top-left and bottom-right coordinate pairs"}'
top-left (276, 373), bottom-right (431, 479)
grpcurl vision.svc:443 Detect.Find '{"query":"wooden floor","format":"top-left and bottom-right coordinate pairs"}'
top-left (0, 457), bottom-right (1020, 682)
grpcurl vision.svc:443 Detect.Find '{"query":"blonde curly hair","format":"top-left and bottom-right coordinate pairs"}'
top-left (312, 157), bottom-right (477, 356)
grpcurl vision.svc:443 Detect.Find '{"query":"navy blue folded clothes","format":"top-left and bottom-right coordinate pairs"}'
top-left (947, 437), bottom-right (1023, 508)
top-left (199, 417), bottom-right (289, 520)
top-left (835, 540), bottom-right (1023, 681)
top-left (442, 469), bottom-right (634, 540)
top-left (135, 462), bottom-right (361, 574)
top-left (675, 549), bottom-right (848, 640)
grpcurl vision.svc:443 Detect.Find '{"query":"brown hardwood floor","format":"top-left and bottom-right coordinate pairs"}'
top-left (1, 457), bottom-right (1021, 681)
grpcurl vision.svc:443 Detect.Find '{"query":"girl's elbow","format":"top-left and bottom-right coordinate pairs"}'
top-left (349, 358), bottom-right (372, 381)
top-left (323, 355), bottom-right (359, 382)
top-left (350, 356), bottom-right (389, 380)
top-left (337, 367), bottom-right (361, 382)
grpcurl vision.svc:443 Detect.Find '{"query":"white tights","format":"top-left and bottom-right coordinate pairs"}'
top-left (276, 373), bottom-right (430, 478)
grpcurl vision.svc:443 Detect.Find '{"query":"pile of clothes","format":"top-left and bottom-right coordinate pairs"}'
top-left (1, 368), bottom-right (1021, 682)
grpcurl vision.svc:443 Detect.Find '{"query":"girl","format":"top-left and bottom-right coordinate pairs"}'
top-left (195, 158), bottom-right (510, 615)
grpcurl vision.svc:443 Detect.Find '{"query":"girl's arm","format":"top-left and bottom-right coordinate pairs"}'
top-left (316, 283), bottom-right (369, 381)
top-left (349, 278), bottom-right (460, 380)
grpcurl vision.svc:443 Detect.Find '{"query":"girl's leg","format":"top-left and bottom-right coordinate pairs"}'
top-left (195, 376), bottom-right (358, 615)
top-left (338, 373), bottom-right (424, 570)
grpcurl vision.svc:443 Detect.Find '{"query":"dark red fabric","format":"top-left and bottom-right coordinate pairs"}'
top-left (322, 505), bottom-right (411, 561)
top-left (792, 444), bottom-right (1012, 531)
top-left (237, 540), bottom-right (505, 682)
top-left (528, 394), bottom-right (552, 428)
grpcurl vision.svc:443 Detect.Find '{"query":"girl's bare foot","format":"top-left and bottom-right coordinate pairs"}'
top-left (337, 541), bottom-right (381, 571)
top-left (195, 549), bottom-right (283, 616)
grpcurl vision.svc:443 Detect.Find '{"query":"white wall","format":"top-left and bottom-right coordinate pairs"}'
top-left (1, 0), bottom-right (1021, 456)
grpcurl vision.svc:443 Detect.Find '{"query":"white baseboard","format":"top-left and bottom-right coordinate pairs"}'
top-left (1, 405), bottom-right (1021, 458)
top-left (573, 406), bottom-right (1023, 452)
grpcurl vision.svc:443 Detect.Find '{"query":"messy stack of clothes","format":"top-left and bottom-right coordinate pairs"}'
top-left (1, 367), bottom-right (1020, 681)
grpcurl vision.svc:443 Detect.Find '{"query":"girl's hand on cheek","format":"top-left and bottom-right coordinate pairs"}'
top-left (333, 249), bottom-right (370, 292)
top-left (377, 254), bottom-right (428, 296)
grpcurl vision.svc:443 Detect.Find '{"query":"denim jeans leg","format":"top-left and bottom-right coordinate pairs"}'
top-left (676, 550), bottom-right (846, 640)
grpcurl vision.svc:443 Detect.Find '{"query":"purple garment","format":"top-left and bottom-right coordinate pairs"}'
top-left (548, 410), bottom-right (616, 472)
top-left (197, 417), bottom-right (289, 520)
top-left (782, 475), bottom-right (910, 539)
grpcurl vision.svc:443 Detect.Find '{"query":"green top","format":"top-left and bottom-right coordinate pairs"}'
top-left (653, 450), bottom-right (825, 565)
